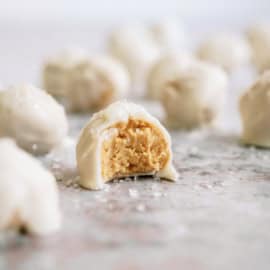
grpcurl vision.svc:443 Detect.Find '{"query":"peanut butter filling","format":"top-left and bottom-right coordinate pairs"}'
top-left (101, 118), bottom-right (170, 181)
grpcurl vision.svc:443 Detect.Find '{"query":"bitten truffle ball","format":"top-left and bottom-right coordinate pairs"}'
top-left (76, 101), bottom-right (178, 190)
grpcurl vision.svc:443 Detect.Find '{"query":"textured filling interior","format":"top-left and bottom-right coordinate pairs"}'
top-left (101, 118), bottom-right (169, 181)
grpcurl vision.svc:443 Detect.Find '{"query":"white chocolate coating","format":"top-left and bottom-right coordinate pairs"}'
top-left (0, 139), bottom-right (61, 235)
top-left (247, 23), bottom-right (270, 72)
top-left (108, 27), bottom-right (161, 94)
top-left (197, 33), bottom-right (251, 72)
top-left (239, 71), bottom-right (270, 147)
top-left (147, 52), bottom-right (194, 100)
top-left (160, 60), bottom-right (228, 129)
top-left (0, 84), bottom-right (68, 155)
top-left (44, 52), bottom-right (130, 112)
top-left (76, 101), bottom-right (178, 190)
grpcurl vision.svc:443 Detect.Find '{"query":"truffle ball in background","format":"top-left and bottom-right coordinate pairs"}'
top-left (0, 84), bottom-right (68, 155)
top-left (247, 23), bottom-right (270, 73)
top-left (197, 33), bottom-right (251, 72)
top-left (0, 138), bottom-right (61, 235)
top-left (149, 20), bottom-right (188, 51)
top-left (108, 26), bottom-right (161, 96)
top-left (239, 71), bottom-right (270, 147)
top-left (147, 52), bottom-right (195, 100)
top-left (43, 48), bottom-right (88, 97)
top-left (160, 60), bottom-right (228, 129)
top-left (43, 51), bottom-right (130, 112)
top-left (65, 55), bottom-right (130, 112)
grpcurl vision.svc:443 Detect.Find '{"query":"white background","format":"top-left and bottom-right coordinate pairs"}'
top-left (0, 0), bottom-right (269, 27)
top-left (0, 0), bottom-right (269, 86)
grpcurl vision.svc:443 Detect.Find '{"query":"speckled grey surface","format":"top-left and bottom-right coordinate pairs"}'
top-left (1, 95), bottom-right (270, 270)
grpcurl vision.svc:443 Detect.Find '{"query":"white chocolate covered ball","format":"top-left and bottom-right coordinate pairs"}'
top-left (159, 60), bottom-right (228, 129)
top-left (108, 26), bottom-right (161, 94)
top-left (239, 71), bottom-right (270, 147)
top-left (0, 139), bottom-right (61, 235)
top-left (0, 84), bottom-right (68, 155)
top-left (76, 101), bottom-right (178, 190)
top-left (147, 52), bottom-right (194, 100)
top-left (43, 48), bottom-right (88, 97)
top-left (149, 20), bottom-right (188, 51)
top-left (44, 52), bottom-right (130, 112)
top-left (197, 33), bottom-right (251, 72)
top-left (247, 23), bottom-right (270, 72)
